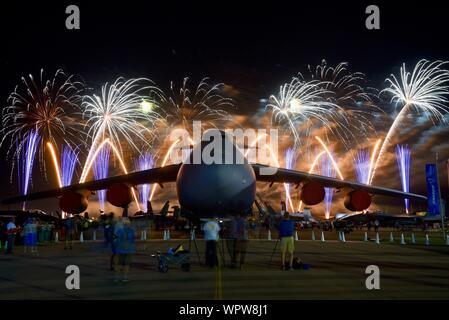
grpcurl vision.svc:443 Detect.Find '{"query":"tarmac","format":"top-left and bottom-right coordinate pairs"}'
top-left (1, 231), bottom-right (449, 300)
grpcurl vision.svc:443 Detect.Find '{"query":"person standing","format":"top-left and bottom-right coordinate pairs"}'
top-left (6, 217), bottom-right (17, 254)
top-left (278, 212), bottom-right (295, 271)
top-left (30, 218), bottom-right (38, 253)
top-left (227, 216), bottom-right (238, 267)
top-left (0, 221), bottom-right (6, 252)
top-left (234, 214), bottom-right (249, 270)
top-left (113, 218), bottom-right (136, 282)
top-left (64, 216), bottom-right (76, 250)
top-left (23, 218), bottom-right (33, 254)
top-left (105, 213), bottom-right (116, 271)
top-left (202, 219), bottom-right (221, 268)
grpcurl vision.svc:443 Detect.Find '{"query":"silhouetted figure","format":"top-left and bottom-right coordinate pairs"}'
top-left (113, 218), bottom-right (136, 282)
top-left (203, 219), bottom-right (220, 268)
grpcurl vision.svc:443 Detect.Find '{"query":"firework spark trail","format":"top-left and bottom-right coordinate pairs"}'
top-left (81, 138), bottom-right (140, 211)
top-left (93, 144), bottom-right (110, 212)
top-left (367, 139), bottom-right (382, 185)
top-left (372, 59), bottom-right (449, 183)
top-left (309, 60), bottom-right (380, 142)
top-left (284, 148), bottom-right (297, 211)
top-left (46, 142), bottom-right (63, 188)
top-left (298, 146), bottom-right (340, 212)
top-left (46, 143), bottom-right (78, 219)
top-left (355, 149), bottom-right (370, 184)
top-left (395, 145), bottom-right (411, 214)
top-left (309, 60), bottom-right (376, 106)
top-left (153, 78), bottom-right (235, 134)
top-left (80, 77), bottom-right (161, 183)
top-left (321, 155), bottom-right (337, 220)
top-left (20, 131), bottom-right (40, 210)
top-left (297, 150), bottom-right (325, 212)
top-left (262, 144), bottom-right (295, 212)
top-left (266, 77), bottom-right (343, 148)
top-left (314, 136), bottom-right (344, 180)
top-left (61, 145), bottom-right (79, 187)
top-left (149, 139), bottom-right (181, 201)
top-left (134, 153), bottom-right (155, 213)
top-left (1, 69), bottom-right (84, 172)
top-left (242, 134), bottom-right (296, 212)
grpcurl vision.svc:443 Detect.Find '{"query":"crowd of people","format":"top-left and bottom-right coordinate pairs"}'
top-left (1, 210), bottom-right (304, 282)
top-left (201, 211), bottom-right (296, 271)
top-left (0, 217), bottom-right (61, 254)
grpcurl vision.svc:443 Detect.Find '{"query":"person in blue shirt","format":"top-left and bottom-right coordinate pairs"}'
top-left (278, 212), bottom-right (295, 270)
top-left (113, 218), bottom-right (136, 282)
top-left (64, 216), bottom-right (76, 250)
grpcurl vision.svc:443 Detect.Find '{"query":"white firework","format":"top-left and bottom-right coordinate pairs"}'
top-left (80, 77), bottom-right (162, 182)
top-left (371, 59), bottom-right (449, 182)
top-left (153, 77), bottom-right (235, 134)
top-left (266, 76), bottom-right (343, 147)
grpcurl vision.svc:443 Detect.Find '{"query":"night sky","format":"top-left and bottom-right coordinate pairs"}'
top-left (1, 1), bottom-right (449, 217)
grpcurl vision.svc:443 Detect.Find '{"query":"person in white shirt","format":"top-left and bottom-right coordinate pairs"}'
top-left (202, 219), bottom-right (220, 268)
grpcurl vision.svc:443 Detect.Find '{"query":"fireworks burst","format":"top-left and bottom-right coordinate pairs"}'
top-left (266, 76), bottom-right (344, 148)
top-left (309, 60), bottom-right (376, 107)
top-left (134, 153), bottom-right (155, 213)
top-left (80, 77), bottom-right (161, 182)
top-left (308, 60), bottom-right (380, 141)
top-left (395, 145), bottom-right (411, 214)
top-left (1, 69), bottom-right (84, 175)
top-left (284, 147), bottom-right (298, 210)
top-left (372, 59), bottom-right (449, 182)
top-left (153, 78), bottom-right (234, 135)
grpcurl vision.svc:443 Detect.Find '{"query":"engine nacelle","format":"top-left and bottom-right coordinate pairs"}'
top-left (106, 183), bottom-right (132, 208)
top-left (300, 181), bottom-right (325, 206)
top-left (59, 190), bottom-right (89, 214)
top-left (344, 190), bottom-right (372, 211)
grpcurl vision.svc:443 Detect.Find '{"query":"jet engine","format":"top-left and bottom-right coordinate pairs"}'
top-left (300, 181), bottom-right (325, 206)
top-left (344, 190), bottom-right (371, 211)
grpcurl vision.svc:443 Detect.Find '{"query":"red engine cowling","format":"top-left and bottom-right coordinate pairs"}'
top-left (106, 183), bottom-right (132, 208)
top-left (344, 190), bottom-right (372, 211)
top-left (59, 190), bottom-right (89, 214)
top-left (300, 181), bottom-right (325, 206)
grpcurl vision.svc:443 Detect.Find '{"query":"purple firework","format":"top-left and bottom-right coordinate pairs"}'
top-left (354, 149), bottom-right (370, 184)
top-left (321, 155), bottom-right (337, 219)
top-left (134, 153), bottom-right (155, 213)
top-left (395, 145), bottom-right (411, 214)
top-left (20, 130), bottom-right (40, 210)
top-left (93, 144), bottom-right (110, 212)
top-left (61, 145), bottom-right (79, 187)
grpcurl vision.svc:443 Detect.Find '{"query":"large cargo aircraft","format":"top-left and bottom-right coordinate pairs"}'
top-left (1, 131), bottom-right (427, 219)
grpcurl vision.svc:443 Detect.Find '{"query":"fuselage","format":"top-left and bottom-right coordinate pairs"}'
top-left (176, 132), bottom-right (257, 217)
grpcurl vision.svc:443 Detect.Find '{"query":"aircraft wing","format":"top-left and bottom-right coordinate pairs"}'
top-left (1, 164), bottom-right (181, 205)
top-left (252, 164), bottom-right (427, 202)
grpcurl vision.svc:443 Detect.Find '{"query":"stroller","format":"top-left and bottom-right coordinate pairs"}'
top-left (153, 244), bottom-right (191, 273)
